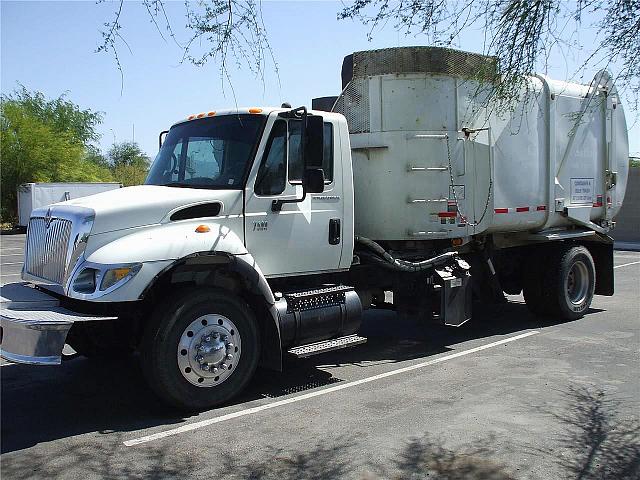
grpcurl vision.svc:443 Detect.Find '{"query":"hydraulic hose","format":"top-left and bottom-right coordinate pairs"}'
top-left (355, 236), bottom-right (457, 272)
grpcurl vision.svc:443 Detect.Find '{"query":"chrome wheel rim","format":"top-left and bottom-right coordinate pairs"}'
top-left (565, 260), bottom-right (589, 306)
top-left (177, 314), bottom-right (241, 387)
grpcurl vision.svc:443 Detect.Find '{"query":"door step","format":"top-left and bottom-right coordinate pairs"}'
top-left (288, 335), bottom-right (367, 358)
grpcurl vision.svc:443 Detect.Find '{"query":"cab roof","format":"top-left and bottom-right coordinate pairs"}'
top-left (171, 107), bottom-right (344, 128)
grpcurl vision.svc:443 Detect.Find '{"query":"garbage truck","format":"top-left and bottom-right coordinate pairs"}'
top-left (0, 47), bottom-right (629, 410)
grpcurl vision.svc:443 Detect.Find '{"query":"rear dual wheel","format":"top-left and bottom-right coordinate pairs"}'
top-left (523, 245), bottom-right (595, 321)
top-left (140, 288), bottom-right (259, 411)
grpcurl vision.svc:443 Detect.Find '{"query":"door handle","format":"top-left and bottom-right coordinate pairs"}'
top-left (329, 218), bottom-right (341, 245)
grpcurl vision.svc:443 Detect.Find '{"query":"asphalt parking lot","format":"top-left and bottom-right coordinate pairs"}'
top-left (1, 234), bottom-right (639, 480)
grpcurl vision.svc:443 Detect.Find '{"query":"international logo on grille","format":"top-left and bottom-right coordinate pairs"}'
top-left (44, 208), bottom-right (53, 229)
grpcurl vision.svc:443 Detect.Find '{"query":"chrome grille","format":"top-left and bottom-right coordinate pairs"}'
top-left (25, 217), bottom-right (73, 284)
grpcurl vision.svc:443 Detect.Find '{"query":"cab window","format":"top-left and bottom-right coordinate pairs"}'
top-left (255, 120), bottom-right (287, 196)
top-left (255, 119), bottom-right (334, 196)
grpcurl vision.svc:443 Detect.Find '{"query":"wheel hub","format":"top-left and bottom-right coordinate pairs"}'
top-left (565, 260), bottom-right (589, 306)
top-left (176, 314), bottom-right (241, 387)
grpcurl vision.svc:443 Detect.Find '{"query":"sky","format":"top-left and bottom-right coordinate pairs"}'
top-left (2, 0), bottom-right (639, 158)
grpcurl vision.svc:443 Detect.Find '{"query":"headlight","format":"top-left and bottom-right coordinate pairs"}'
top-left (100, 264), bottom-right (142, 291)
top-left (73, 268), bottom-right (98, 294)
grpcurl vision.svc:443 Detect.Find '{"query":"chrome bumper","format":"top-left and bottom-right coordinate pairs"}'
top-left (0, 282), bottom-right (115, 365)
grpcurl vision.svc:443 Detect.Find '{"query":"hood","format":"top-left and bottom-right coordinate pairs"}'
top-left (56, 185), bottom-right (244, 234)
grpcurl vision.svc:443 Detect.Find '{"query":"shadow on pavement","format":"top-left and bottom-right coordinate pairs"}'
top-left (220, 434), bottom-right (517, 480)
top-left (0, 431), bottom-right (196, 480)
top-left (223, 438), bottom-right (355, 480)
top-left (537, 385), bottom-right (640, 480)
top-left (1, 300), bottom-right (586, 454)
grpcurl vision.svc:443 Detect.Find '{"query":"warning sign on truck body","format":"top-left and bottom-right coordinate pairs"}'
top-left (570, 178), bottom-right (594, 204)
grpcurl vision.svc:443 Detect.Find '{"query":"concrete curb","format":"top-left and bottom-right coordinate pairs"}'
top-left (614, 241), bottom-right (640, 252)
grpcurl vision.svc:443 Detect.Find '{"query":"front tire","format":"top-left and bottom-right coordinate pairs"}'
top-left (140, 288), bottom-right (259, 411)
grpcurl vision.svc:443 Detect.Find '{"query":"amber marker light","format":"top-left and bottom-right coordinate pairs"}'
top-left (197, 113), bottom-right (205, 118)
top-left (187, 114), bottom-right (196, 120)
top-left (207, 111), bottom-right (216, 117)
top-left (195, 225), bottom-right (211, 233)
top-left (452, 238), bottom-right (464, 247)
top-left (248, 107), bottom-right (263, 114)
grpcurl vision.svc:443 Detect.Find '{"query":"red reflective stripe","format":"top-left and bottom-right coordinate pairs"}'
top-left (494, 208), bottom-right (509, 214)
top-left (536, 205), bottom-right (546, 211)
top-left (438, 212), bottom-right (457, 218)
top-left (516, 206), bottom-right (530, 212)
top-left (593, 202), bottom-right (603, 207)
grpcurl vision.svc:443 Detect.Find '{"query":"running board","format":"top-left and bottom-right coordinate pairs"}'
top-left (288, 335), bottom-right (367, 358)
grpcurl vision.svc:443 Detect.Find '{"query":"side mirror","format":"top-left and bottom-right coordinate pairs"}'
top-left (304, 168), bottom-right (325, 193)
top-left (304, 115), bottom-right (324, 169)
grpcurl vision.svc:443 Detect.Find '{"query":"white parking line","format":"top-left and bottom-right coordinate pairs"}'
top-left (124, 330), bottom-right (540, 447)
top-left (614, 261), bottom-right (640, 269)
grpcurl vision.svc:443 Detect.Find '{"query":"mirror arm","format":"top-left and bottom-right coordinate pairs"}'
top-left (159, 130), bottom-right (169, 150)
top-left (271, 187), bottom-right (307, 212)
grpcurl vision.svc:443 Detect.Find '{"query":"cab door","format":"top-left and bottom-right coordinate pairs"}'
top-left (244, 115), bottom-right (344, 277)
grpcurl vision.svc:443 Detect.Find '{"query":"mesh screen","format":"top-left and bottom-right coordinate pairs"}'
top-left (351, 47), bottom-right (498, 82)
top-left (332, 77), bottom-right (369, 134)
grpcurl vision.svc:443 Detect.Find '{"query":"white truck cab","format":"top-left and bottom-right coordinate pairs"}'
top-left (1, 47), bottom-right (628, 411)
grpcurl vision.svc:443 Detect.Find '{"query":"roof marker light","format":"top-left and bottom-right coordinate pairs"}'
top-left (197, 113), bottom-right (205, 119)
top-left (188, 115), bottom-right (196, 120)
top-left (249, 107), bottom-right (263, 114)
top-left (207, 111), bottom-right (216, 117)
top-left (195, 225), bottom-right (210, 233)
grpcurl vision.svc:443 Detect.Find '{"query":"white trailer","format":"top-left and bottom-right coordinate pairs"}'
top-left (17, 183), bottom-right (122, 227)
top-left (0, 47), bottom-right (629, 410)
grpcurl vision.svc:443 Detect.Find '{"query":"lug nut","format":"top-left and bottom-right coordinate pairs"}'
top-left (196, 355), bottom-right (204, 362)
top-left (226, 343), bottom-right (234, 350)
top-left (213, 332), bottom-right (220, 339)
top-left (205, 336), bottom-right (211, 342)
top-left (202, 364), bottom-right (210, 371)
top-left (198, 345), bottom-right (205, 351)
top-left (226, 354), bottom-right (233, 360)
top-left (212, 367), bottom-right (218, 373)
top-left (220, 364), bottom-right (228, 370)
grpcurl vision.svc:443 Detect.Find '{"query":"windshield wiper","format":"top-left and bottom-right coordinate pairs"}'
top-left (164, 182), bottom-right (192, 188)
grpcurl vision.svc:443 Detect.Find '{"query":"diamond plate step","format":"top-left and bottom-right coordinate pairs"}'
top-left (288, 335), bottom-right (367, 358)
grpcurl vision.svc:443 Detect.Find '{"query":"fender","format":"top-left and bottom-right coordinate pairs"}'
top-left (140, 250), bottom-right (284, 371)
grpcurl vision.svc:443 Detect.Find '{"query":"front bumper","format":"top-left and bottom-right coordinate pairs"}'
top-left (0, 282), bottom-right (115, 365)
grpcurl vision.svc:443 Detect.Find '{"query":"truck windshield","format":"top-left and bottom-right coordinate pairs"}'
top-left (146, 114), bottom-right (265, 189)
